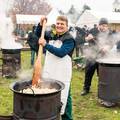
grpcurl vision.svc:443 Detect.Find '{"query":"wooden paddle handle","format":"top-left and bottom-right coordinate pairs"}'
top-left (41, 20), bottom-right (47, 39)
top-left (38, 19), bottom-right (47, 58)
top-left (32, 19), bottom-right (47, 86)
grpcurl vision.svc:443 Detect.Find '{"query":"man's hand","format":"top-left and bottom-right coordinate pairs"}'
top-left (38, 37), bottom-right (46, 46)
top-left (40, 16), bottom-right (47, 26)
top-left (85, 34), bottom-right (94, 41)
top-left (100, 45), bottom-right (110, 55)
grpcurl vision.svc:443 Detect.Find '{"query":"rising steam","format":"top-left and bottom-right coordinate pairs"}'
top-left (0, 0), bottom-right (23, 49)
top-left (83, 32), bottom-right (120, 61)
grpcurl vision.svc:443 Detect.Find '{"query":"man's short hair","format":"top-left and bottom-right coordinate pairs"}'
top-left (56, 15), bottom-right (68, 26)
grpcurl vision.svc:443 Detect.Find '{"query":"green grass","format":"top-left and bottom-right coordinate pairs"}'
top-left (0, 51), bottom-right (120, 120)
top-left (72, 69), bottom-right (120, 120)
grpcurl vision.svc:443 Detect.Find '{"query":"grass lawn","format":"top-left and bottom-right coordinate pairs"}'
top-left (0, 51), bottom-right (120, 120)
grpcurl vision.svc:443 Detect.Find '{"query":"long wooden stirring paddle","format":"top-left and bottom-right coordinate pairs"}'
top-left (32, 20), bottom-right (46, 86)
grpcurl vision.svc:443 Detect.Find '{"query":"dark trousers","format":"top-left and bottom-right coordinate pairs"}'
top-left (83, 59), bottom-right (98, 91)
top-left (31, 49), bottom-right (38, 66)
top-left (75, 44), bottom-right (83, 57)
top-left (61, 89), bottom-right (73, 120)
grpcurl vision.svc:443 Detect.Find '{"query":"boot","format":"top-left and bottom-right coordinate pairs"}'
top-left (81, 89), bottom-right (89, 96)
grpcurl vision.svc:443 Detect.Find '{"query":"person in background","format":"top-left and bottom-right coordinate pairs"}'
top-left (35, 15), bottom-right (75, 120)
top-left (50, 24), bottom-right (56, 35)
top-left (27, 25), bottom-right (39, 66)
top-left (82, 25), bottom-right (88, 32)
top-left (75, 26), bottom-right (87, 57)
top-left (81, 18), bottom-right (115, 107)
top-left (90, 24), bottom-right (98, 36)
top-left (46, 24), bottom-right (56, 40)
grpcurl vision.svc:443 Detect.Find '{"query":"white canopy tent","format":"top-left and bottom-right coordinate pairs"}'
top-left (76, 10), bottom-right (98, 28)
top-left (76, 10), bottom-right (120, 28)
top-left (47, 8), bottom-right (60, 25)
top-left (47, 8), bottom-right (74, 27)
top-left (16, 14), bottom-right (42, 25)
top-left (16, 8), bottom-right (74, 27)
top-left (16, 8), bottom-right (60, 26)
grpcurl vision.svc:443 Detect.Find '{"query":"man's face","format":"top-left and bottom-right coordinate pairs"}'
top-left (56, 20), bottom-right (68, 34)
top-left (99, 24), bottom-right (109, 32)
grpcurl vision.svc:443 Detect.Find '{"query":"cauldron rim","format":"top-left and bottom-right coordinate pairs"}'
top-left (0, 115), bottom-right (13, 120)
top-left (10, 79), bottom-right (65, 96)
top-left (96, 58), bottom-right (120, 65)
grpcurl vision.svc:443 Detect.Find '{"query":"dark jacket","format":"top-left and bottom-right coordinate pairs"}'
top-left (35, 23), bottom-right (75, 58)
top-left (27, 31), bottom-right (39, 52)
top-left (88, 27), bottom-right (99, 45)
top-left (75, 26), bottom-right (86, 45)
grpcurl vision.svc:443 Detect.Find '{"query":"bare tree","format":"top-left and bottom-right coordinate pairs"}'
top-left (10, 0), bottom-right (52, 15)
top-left (8, 0), bottom-right (52, 32)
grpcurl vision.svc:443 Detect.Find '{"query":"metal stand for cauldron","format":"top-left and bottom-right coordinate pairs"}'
top-left (10, 79), bottom-right (64, 120)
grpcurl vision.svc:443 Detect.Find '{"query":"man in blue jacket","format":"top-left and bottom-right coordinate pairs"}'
top-left (35, 15), bottom-right (75, 120)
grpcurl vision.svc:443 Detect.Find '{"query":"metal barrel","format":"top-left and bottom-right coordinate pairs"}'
top-left (10, 79), bottom-right (64, 120)
top-left (98, 62), bottom-right (120, 102)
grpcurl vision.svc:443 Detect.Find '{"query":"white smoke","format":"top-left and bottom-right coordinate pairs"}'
top-left (0, 0), bottom-right (23, 49)
top-left (16, 69), bottom-right (33, 81)
top-left (98, 32), bottom-right (120, 58)
top-left (83, 32), bottom-right (120, 61)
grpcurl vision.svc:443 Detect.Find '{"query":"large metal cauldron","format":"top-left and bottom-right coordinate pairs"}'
top-left (97, 58), bottom-right (120, 102)
top-left (10, 79), bottom-right (64, 120)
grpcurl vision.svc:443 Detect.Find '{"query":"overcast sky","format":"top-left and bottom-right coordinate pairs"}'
top-left (48, 0), bottom-right (115, 13)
